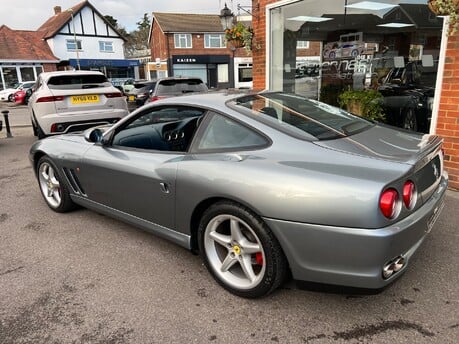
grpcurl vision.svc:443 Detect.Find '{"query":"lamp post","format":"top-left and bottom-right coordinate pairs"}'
top-left (69, 9), bottom-right (81, 70)
top-left (219, 3), bottom-right (234, 30)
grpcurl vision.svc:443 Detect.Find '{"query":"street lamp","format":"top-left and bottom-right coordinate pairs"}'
top-left (68, 9), bottom-right (81, 70)
top-left (219, 3), bottom-right (234, 30)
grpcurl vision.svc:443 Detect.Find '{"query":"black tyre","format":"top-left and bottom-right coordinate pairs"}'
top-left (8, 94), bottom-right (14, 102)
top-left (403, 108), bottom-right (418, 132)
top-left (198, 201), bottom-right (288, 298)
top-left (329, 51), bottom-right (336, 59)
top-left (36, 156), bottom-right (75, 213)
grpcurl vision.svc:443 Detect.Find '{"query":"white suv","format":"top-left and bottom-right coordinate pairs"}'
top-left (29, 71), bottom-right (128, 139)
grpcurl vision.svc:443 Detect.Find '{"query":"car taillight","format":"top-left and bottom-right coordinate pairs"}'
top-left (36, 96), bottom-right (65, 103)
top-left (402, 181), bottom-right (417, 210)
top-left (105, 92), bottom-right (123, 98)
top-left (379, 188), bottom-right (401, 219)
top-left (150, 96), bottom-right (166, 102)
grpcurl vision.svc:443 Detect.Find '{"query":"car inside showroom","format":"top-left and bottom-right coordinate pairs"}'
top-left (268, 0), bottom-right (444, 133)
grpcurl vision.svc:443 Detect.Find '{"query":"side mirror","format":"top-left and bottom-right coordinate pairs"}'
top-left (84, 128), bottom-right (105, 143)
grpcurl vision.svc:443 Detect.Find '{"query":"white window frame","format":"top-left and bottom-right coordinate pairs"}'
top-left (66, 39), bottom-right (82, 51)
top-left (174, 34), bottom-right (192, 48)
top-left (204, 34), bottom-right (226, 48)
top-left (99, 41), bottom-right (114, 53)
top-left (296, 40), bottom-right (309, 49)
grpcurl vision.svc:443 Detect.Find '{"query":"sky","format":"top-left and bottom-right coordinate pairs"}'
top-left (0, 0), bottom-right (253, 32)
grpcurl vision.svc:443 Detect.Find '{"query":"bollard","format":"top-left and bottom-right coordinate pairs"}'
top-left (1, 110), bottom-right (13, 138)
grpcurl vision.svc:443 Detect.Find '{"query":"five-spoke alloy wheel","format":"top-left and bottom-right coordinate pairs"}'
top-left (37, 156), bottom-right (74, 212)
top-left (199, 201), bottom-right (288, 298)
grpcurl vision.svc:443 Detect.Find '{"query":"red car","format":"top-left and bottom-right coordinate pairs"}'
top-left (13, 88), bottom-right (32, 105)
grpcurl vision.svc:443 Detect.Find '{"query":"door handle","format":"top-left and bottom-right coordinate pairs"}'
top-left (159, 182), bottom-right (170, 194)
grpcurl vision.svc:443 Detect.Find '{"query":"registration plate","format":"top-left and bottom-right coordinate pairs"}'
top-left (71, 95), bottom-right (99, 104)
top-left (426, 200), bottom-right (445, 233)
top-left (128, 95), bottom-right (135, 102)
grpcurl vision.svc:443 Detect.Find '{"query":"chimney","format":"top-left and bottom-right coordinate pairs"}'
top-left (54, 6), bottom-right (62, 15)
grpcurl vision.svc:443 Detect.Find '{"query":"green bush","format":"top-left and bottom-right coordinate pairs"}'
top-left (338, 89), bottom-right (386, 122)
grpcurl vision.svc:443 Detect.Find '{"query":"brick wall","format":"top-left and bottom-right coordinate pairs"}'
top-left (437, 34), bottom-right (459, 190)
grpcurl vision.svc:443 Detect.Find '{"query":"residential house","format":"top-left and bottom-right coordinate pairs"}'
top-left (0, 25), bottom-right (58, 90)
top-left (149, 12), bottom-right (253, 89)
top-left (37, 0), bottom-right (139, 81)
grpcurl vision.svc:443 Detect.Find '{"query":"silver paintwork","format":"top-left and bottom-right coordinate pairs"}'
top-left (30, 91), bottom-right (448, 289)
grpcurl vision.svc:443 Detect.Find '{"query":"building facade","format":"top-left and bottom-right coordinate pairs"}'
top-left (0, 26), bottom-right (58, 90)
top-left (252, 0), bottom-right (459, 190)
top-left (38, 1), bottom-right (139, 80)
top-left (149, 12), bottom-right (252, 89)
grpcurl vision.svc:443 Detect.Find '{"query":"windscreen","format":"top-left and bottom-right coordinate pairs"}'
top-left (47, 74), bottom-right (111, 90)
top-left (231, 92), bottom-right (373, 140)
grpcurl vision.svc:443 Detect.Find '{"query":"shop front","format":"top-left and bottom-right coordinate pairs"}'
top-left (171, 55), bottom-right (231, 89)
top-left (68, 58), bottom-right (140, 80)
top-left (0, 64), bottom-right (44, 90)
top-left (266, 0), bottom-right (444, 134)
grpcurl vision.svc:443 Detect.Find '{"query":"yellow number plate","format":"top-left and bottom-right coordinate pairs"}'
top-left (71, 95), bottom-right (100, 104)
top-left (128, 95), bottom-right (135, 101)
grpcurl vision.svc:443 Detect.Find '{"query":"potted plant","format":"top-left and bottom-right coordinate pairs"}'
top-left (427, 0), bottom-right (459, 34)
top-left (224, 22), bottom-right (253, 52)
top-left (338, 88), bottom-right (386, 122)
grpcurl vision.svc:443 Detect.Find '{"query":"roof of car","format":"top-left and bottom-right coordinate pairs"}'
top-left (39, 70), bottom-right (105, 80)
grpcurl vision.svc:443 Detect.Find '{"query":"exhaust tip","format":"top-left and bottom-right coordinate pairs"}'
top-left (382, 256), bottom-right (406, 279)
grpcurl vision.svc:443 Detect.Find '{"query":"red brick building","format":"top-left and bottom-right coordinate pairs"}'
top-left (149, 12), bottom-right (253, 89)
top-left (252, 0), bottom-right (459, 190)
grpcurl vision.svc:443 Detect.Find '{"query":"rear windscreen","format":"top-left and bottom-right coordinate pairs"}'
top-left (47, 74), bottom-right (111, 90)
top-left (157, 79), bottom-right (208, 95)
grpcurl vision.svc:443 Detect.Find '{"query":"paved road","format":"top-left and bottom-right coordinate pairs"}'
top-left (0, 125), bottom-right (458, 343)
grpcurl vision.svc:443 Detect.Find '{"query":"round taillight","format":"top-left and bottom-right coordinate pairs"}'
top-left (402, 181), bottom-right (417, 210)
top-left (379, 188), bottom-right (401, 219)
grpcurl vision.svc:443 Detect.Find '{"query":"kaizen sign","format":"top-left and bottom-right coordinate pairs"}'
top-left (176, 58), bottom-right (197, 63)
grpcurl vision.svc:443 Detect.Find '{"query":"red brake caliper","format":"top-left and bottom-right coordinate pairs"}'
top-left (255, 252), bottom-right (264, 265)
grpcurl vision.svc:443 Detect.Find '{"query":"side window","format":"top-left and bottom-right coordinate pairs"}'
top-left (112, 106), bottom-right (205, 152)
top-left (197, 113), bottom-right (267, 151)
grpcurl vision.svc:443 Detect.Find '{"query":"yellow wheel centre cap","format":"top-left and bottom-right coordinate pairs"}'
top-left (233, 245), bottom-right (241, 255)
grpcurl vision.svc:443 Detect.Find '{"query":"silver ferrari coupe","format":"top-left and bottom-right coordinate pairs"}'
top-left (29, 91), bottom-right (448, 298)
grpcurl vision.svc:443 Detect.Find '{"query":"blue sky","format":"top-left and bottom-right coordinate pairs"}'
top-left (0, 0), bottom-right (252, 32)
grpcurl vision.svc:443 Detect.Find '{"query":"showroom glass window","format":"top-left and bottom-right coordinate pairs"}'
top-left (268, 0), bottom-right (444, 133)
top-left (174, 34), bottom-right (192, 48)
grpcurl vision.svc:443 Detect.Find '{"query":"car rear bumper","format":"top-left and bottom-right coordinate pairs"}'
top-left (264, 172), bottom-right (448, 289)
top-left (36, 109), bottom-right (128, 135)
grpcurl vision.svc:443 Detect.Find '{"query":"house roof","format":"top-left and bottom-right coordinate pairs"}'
top-left (0, 25), bottom-right (58, 61)
top-left (38, 0), bottom-right (87, 39)
top-left (37, 0), bottom-right (126, 41)
top-left (386, 4), bottom-right (442, 29)
top-left (152, 12), bottom-right (224, 33)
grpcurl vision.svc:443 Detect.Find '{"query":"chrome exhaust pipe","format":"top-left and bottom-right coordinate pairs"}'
top-left (382, 256), bottom-right (406, 279)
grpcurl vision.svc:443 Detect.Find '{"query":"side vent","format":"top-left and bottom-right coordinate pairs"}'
top-left (63, 168), bottom-right (86, 196)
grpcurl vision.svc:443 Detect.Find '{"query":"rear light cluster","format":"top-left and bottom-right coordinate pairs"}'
top-left (105, 92), bottom-right (123, 98)
top-left (149, 96), bottom-right (166, 102)
top-left (36, 96), bottom-right (65, 103)
top-left (379, 180), bottom-right (417, 219)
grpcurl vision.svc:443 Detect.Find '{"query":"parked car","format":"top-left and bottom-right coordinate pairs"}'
top-left (121, 78), bottom-right (135, 94)
top-left (378, 61), bottom-right (436, 133)
top-left (126, 80), bottom-right (157, 110)
top-left (127, 77), bottom-right (208, 111)
top-left (145, 77), bottom-right (208, 103)
top-left (0, 81), bottom-right (35, 102)
top-left (13, 88), bottom-right (33, 105)
top-left (28, 71), bottom-right (128, 139)
top-left (29, 91), bottom-right (448, 298)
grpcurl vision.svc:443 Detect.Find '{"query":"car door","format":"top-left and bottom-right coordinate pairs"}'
top-left (77, 105), bottom-right (205, 230)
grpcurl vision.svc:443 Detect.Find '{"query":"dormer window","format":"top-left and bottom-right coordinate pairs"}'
top-left (174, 34), bottom-right (192, 48)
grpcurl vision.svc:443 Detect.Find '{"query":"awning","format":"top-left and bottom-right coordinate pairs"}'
top-left (69, 58), bottom-right (140, 68)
